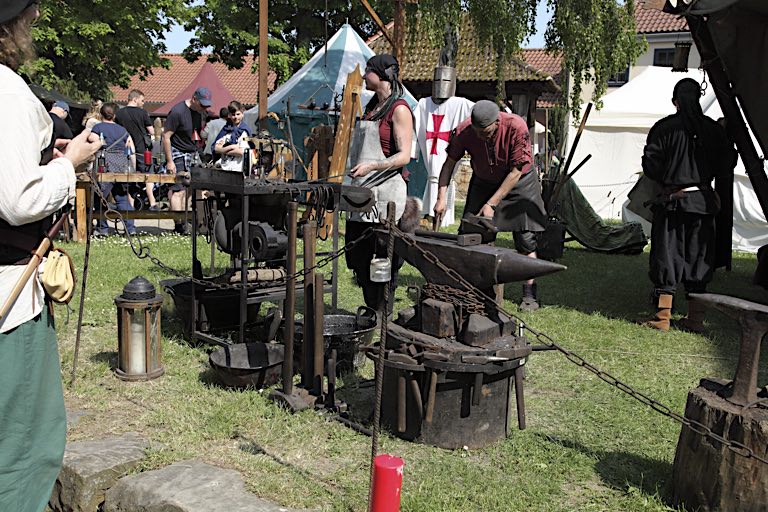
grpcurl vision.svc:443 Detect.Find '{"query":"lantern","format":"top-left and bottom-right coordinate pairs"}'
top-left (115, 277), bottom-right (164, 381)
top-left (672, 41), bottom-right (692, 72)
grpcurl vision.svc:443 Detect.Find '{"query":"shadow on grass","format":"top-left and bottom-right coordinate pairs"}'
top-left (538, 432), bottom-right (674, 505)
top-left (237, 434), bottom-right (349, 502)
top-left (89, 350), bottom-right (117, 369)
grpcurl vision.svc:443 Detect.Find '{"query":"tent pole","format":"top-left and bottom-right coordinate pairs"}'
top-left (258, 0), bottom-right (269, 131)
top-left (687, 14), bottom-right (768, 223)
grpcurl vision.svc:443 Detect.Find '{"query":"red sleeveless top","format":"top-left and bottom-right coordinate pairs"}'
top-left (365, 98), bottom-right (410, 158)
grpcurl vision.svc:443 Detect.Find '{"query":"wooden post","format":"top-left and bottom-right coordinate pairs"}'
top-left (76, 179), bottom-right (89, 242)
top-left (258, 0), bottom-right (269, 131)
top-left (393, 0), bottom-right (405, 63)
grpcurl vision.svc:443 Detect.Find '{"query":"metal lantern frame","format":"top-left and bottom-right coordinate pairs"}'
top-left (672, 41), bottom-right (693, 72)
top-left (115, 277), bottom-right (165, 381)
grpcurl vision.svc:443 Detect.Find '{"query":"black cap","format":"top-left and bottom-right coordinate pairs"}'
top-left (0, 1), bottom-right (35, 24)
top-left (365, 54), bottom-right (399, 82)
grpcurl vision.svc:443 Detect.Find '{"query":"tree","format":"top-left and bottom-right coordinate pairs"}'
top-left (187, 0), bottom-right (643, 118)
top-left (23, 0), bottom-right (190, 100)
top-left (413, 0), bottom-right (645, 119)
top-left (184, 0), bottom-right (393, 85)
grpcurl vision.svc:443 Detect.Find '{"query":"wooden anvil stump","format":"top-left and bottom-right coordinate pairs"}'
top-left (672, 378), bottom-right (768, 512)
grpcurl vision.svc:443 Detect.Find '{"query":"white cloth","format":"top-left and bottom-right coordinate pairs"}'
top-left (215, 132), bottom-right (251, 172)
top-left (201, 118), bottom-right (227, 155)
top-left (415, 96), bottom-right (474, 227)
top-left (0, 64), bottom-right (76, 333)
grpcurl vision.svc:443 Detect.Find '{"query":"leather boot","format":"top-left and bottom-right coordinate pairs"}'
top-left (677, 299), bottom-right (705, 333)
top-left (642, 293), bottom-right (673, 331)
top-left (520, 283), bottom-right (540, 312)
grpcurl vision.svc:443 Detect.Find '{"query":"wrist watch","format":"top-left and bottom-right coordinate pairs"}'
top-left (486, 202), bottom-right (497, 211)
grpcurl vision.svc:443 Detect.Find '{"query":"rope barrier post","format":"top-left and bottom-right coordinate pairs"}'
top-left (370, 202), bottom-right (397, 491)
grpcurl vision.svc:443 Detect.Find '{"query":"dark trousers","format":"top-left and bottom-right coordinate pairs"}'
top-left (649, 209), bottom-right (715, 296)
top-left (97, 182), bottom-right (135, 233)
top-left (345, 220), bottom-right (404, 312)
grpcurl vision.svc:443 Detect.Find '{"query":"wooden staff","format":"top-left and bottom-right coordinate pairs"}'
top-left (0, 210), bottom-right (70, 322)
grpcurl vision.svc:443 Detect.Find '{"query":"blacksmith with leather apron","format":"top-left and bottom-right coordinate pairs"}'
top-left (345, 54), bottom-right (415, 313)
top-left (641, 78), bottom-right (736, 332)
top-left (434, 100), bottom-right (548, 311)
top-left (0, 3), bottom-right (101, 510)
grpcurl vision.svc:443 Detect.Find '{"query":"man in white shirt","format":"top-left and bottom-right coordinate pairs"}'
top-left (0, 3), bottom-right (100, 511)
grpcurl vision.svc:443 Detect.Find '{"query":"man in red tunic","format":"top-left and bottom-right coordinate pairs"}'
top-left (434, 100), bottom-right (548, 310)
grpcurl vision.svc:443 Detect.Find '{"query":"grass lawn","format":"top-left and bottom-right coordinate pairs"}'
top-left (55, 205), bottom-right (766, 511)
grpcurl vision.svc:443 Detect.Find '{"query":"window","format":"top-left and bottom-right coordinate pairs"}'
top-left (654, 48), bottom-right (676, 67)
top-left (607, 65), bottom-right (630, 87)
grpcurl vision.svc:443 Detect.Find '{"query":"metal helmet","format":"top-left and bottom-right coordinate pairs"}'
top-left (432, 66), bottom-right (457, 100)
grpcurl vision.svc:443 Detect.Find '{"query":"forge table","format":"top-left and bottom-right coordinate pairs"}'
top-left (188, 166), bottom-right (373, 346)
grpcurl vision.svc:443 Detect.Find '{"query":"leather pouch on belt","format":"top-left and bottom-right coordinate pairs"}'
top-left (41, 248), bottom-right (76, 304)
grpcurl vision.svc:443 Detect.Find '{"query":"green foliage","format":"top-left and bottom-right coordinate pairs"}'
top-left (414, 1), bottom-right (645, 119)
top-left (545, 0), bottom-right (646, 117)
top-left (186, 0), bottom-right (393, 86)
top-left (23, 0), bottom-right (190, 100)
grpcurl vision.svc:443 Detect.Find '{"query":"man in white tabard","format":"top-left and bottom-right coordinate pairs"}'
top-left (415, 65), bottom-right (473, 228)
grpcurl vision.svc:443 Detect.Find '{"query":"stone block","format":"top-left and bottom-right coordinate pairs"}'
top-left (104, 459), bottom-right (306, 512)
top-left (50, 432), bottom-right (149, 512)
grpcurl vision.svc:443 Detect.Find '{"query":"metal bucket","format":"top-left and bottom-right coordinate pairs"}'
top-left (287, 306), bottom-right (377, 373)
top-left (208, 342), bottom-right (284, 389)
top-left (161, 278), bottom-right (261, 339)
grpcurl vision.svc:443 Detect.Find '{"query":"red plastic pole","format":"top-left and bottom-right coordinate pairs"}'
top-left (369, 454), bottom-right (404, 512)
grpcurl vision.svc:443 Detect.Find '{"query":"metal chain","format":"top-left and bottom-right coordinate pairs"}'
top-left (422, 283), bottom-right (486, 316)
top-left (385, 222), bottom-right (768, 466)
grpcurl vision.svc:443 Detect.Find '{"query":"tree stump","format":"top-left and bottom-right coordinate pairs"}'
top-left (672, 378), bottom-right (768, 511)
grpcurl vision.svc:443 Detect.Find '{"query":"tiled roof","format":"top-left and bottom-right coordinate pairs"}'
top-left (635, 0), bottom-right (688, 33)
top-left (110, 54), bottom-right (276, 109)
top-left (368, 16), bottom-right (558, 92)
top-left (520, 49), bottom-right (563, 108)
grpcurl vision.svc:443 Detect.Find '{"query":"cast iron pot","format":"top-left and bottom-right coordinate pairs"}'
top-left (209, 342), bottom-right (284, 389)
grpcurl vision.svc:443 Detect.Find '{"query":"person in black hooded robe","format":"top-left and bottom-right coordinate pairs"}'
top-left (641, 78), bottom-right (736, 331)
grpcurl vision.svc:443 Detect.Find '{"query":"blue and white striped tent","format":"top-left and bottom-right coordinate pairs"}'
top-left (244, 24), bottom-right (426, 196)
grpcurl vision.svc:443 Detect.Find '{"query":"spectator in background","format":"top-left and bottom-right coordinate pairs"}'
top-left (213, 101), bottom-right (252, 172)
top-left (82, 99), bottom-right (103, 131)
top-left (116, 89), bottom-right (158, 209)
top-left (163, 86), bottom-right (210, 234)
top-left (49, 100), bottom-right (73, 140)
top-left (201, 107), bottom-right (229, 163)
top-left (92, 102), bottom-right (137, 235)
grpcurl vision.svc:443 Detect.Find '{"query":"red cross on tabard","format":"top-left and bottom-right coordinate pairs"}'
top-left (426, 114), bottom-right (451, 155)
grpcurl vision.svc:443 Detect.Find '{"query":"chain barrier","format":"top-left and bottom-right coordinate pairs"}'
top-left (89, 183), bottom-right (768, 465)
top-left (384, 221), bottom-right (768, 466)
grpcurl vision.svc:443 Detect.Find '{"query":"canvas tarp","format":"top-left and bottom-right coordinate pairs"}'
top-left (566, 66), bottom-right (767, 253)
top-left (243, 24), bottom-right (428, 197)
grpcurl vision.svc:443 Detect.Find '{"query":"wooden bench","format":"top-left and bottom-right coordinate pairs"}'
top-left (75, 173), bottom-right (189, 242)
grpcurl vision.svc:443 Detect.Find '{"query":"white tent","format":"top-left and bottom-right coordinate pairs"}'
top-left (566, 66), bottom-right (767, 253)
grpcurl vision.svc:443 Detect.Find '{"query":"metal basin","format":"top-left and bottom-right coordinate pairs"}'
top-left (287, 306), bottom-right (377, 373)
top-left (209, 342), bottom-right (284, 389)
